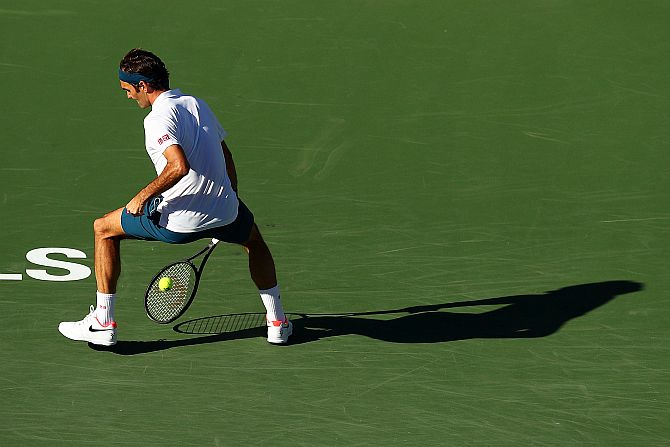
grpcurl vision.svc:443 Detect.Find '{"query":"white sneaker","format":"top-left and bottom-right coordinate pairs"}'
top-left (267, 318), bottom-right (292, 344)
top-left (58, 305), bottom-right (117, 346)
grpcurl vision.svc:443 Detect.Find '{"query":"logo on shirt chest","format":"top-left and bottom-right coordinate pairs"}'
top-left (157, 134), bottom-right (171, 145)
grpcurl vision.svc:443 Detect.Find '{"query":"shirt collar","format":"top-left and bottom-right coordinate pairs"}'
top-left (152, 89), bottom-right (182, 107)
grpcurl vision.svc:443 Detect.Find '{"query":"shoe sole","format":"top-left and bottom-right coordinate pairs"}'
top-left (89, 338), bottom-right (117, 347)
top-left (58, 325), bottom-right (117, 346)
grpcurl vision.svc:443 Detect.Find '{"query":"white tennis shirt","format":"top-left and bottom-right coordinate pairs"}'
top-left (143, 89), bottom-right (238, 233)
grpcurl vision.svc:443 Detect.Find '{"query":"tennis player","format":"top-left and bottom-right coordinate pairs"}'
top-left (59, 48), bottom-right (291, 346)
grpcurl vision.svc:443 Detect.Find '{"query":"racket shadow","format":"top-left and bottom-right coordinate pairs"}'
top-left (89, 313), bottom-right (267, 355)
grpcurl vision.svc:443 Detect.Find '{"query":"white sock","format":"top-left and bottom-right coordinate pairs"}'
top-left (95, 291), bottom-right (116, 325)
top-left (259, 285), bottom-right (285, 323)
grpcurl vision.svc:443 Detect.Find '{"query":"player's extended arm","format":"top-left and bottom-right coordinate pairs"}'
top-left (125, 144), bottom-right (190, 215)
top-left (221, 140), bottom-right (238, 193)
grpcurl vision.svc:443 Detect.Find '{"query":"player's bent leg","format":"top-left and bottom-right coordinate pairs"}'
top-left (59, 208), bottom-right (125, 346)
top-left (241, 224), bottom-right (292, 344)
top-left (242, 224), bottom-right (277, 290)
top-left (94, 208), bottom-right (127, 294)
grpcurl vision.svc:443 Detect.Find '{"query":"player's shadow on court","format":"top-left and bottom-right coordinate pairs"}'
top-left (91, 280), bottom-right (642, 354)
top-left (290, 280), bottom-right (643, 344)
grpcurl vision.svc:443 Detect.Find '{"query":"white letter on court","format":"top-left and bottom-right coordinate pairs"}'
top-left (25, 248), bottom-right (91, 282)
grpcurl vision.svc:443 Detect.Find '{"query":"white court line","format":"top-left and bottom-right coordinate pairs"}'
top-left (0, 274), bottom-right (23, 280)
top-left (600, 217), bottom-right (669, 223)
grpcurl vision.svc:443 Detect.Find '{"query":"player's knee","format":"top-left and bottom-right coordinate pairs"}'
top-left (94, 209), bottom-right (125, 239)
top-left (93, 215), bottom-right (116, 239)
top-left (242, 230), bottom-right (263, 250)
top-left (244, 224), bottom-right (263, 244)
top-left (93, 217), bottom-right (106, 237)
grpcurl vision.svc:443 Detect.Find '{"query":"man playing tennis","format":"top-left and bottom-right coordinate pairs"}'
top-left (59, 48), bottom-right (291, 346)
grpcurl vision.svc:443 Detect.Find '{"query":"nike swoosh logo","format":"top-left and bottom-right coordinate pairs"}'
top-left (89, 325), bottom-right (115, 333)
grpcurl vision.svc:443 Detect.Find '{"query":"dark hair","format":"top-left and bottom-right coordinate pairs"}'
top-left (119, 48), bottom-right (170, 91)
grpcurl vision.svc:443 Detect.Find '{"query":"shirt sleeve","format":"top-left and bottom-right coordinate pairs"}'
top-left (198, 98), bottom-right (227, 141)
top-left (144, 114), bottom-right (180, 154)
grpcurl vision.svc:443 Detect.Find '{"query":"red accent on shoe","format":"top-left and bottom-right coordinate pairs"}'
top-left (269, 318), bottom-right (288, 327)
top-left (95, 316), bottom-right (118, 329)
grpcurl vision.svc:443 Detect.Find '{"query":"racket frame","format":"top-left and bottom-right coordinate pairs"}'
top-left (144, 238), bottom-right (219, 324)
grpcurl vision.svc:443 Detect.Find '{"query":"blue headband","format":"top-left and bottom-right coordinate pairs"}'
top-left (119, 69), bottom-right (155, 84)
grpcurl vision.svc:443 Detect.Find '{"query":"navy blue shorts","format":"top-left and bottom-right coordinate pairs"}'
top-left (121, 197), bottom-right (255, 245)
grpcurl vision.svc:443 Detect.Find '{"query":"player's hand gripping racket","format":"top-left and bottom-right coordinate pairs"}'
top-left (145, 238), bottom-right (220, 324)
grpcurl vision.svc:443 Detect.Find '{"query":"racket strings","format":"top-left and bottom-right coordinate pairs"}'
top-left (146, 262), bottom-right (196, 322)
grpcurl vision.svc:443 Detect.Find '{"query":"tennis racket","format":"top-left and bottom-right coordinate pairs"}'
top-left (145, 238), bottom-right (220, 324)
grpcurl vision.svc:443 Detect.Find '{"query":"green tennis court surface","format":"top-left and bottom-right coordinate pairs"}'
top-left (1, 1), bottom-right (668, 445)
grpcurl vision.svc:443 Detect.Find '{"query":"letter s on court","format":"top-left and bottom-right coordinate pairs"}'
top-left (25, 248), bottom-right (92, 281)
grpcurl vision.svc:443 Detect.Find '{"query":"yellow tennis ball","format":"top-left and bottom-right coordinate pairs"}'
top-left (158, 276), bottom-right (174, 291)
